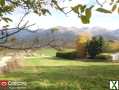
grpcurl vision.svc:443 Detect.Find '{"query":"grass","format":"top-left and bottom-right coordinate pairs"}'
top-left (0, 48), bottom-right (119, 90)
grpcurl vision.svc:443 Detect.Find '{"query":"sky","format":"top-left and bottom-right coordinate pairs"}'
top-left (2, 0), bottom-right (119, 30)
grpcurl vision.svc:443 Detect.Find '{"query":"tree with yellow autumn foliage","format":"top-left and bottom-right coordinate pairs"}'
top-left (75, 32), bottom-right (92, 58)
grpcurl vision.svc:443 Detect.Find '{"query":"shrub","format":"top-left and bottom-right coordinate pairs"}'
top-left (95, 54), bottom-right (112, 60)
top-left (56, 51), bottom-right (77, 59)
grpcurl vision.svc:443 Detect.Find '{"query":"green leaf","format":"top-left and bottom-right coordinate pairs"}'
top-left (82, 6), bottom-right (93, 24)
top-left (3, 25), bottom-right (9, 28)
top-left (4, 5), bottom-right (14, 12)
top-left (85, 8), bottom-right (92, 19)
top-left (41, 9), bottom-right (51, 15)
top-left (2, 17), bottom-right (12, 23)
top-left (71, 4), bottom-right (81, 14)
top-left (80, 15), bottom-right (90, 24)
top-left (117, 7), bottom-right (119, 14)
top-left (96, 8), bottom-right (112, 13)
top-left (72, 4), bottom-right (86, 14)
top-left (80, 5), bottom-right (86, 13)
top-left (112, 4), bottom-right (117, 12)
top-left (0, 0), bottom-right (5, 6)
top-left (51, 0), bottom-right (65, 13)
top-left (0, 12), bottom-right (3, 16)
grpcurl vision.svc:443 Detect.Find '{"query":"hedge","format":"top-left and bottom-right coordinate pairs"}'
top-left (56, 51), bottom-right (77, 59)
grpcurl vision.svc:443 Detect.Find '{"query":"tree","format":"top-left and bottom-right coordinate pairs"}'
top-left (98, 36), bottom-right (105, 53)
top-left (106, 40), bottom-right (119, 53)
top-left (87, 36), bottom-right (105, 59)
top-left (75, 32), bottom-right (92, 58)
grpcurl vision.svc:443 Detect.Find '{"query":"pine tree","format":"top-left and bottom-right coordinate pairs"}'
top-left (87, 36), bottom-right (105, 59)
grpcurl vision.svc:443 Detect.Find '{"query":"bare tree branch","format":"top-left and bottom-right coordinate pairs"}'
top-left (17, 12), bottom-right (30, 28)
top-left (0, 11), bottom-right (35, 43)
top-left (96, 0), bottom-right (106, 7)
top-left (0, 11), bottom-right (62, 50)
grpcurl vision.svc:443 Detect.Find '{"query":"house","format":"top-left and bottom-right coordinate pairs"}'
top-left (111, 53), bottom-right (119, 61)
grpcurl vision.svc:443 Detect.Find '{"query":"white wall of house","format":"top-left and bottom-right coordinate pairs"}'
top-left (111, 53), bottom-right (119, 60)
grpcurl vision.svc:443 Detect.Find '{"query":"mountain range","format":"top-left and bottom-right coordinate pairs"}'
top-left (0, 26), bottom-right (118, 49)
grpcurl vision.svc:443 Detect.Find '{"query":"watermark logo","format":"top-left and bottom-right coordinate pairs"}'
top-left (110, 80), bottom-right (118, 90)
top-left (0, 80), bottom-right (8, 89)
top-left (0, 80), bottom-right (27, 90)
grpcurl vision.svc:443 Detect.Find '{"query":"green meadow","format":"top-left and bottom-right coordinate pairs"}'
top-left (0, 48), bottom-right (119, 90)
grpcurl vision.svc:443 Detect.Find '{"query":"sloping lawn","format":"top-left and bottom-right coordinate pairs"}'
top-left (0, 48), bottom-right (119, 90)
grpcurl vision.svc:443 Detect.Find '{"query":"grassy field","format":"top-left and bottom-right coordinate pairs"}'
top-left (0, 48), bottom-right (119, 90)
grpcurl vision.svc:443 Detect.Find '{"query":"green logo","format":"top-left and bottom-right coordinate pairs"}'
top-left (110, 81), bottom-right (118, 90)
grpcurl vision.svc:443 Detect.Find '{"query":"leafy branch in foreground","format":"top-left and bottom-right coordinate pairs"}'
top-left (0, 0), bottom-right (119, 24)
top-left (0, 11), bottom-right (35, 43)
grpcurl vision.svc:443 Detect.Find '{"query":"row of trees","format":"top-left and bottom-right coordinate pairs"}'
top-left (76, 32), bottom-right (105, 59)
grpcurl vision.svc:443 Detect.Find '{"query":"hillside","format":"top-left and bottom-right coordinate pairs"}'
top-left (0, 27), bottom-right (119, 49)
